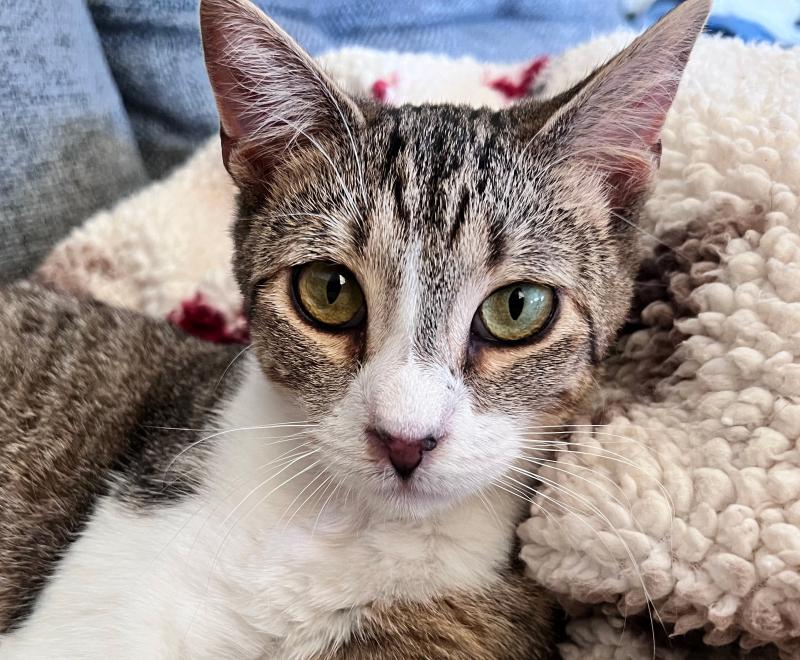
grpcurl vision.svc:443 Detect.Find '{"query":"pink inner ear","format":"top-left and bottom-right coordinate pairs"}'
top-left (200, 0), bottom-right (362, 182)
top-left (209, 65), bottom-right (249, 141)
top-left (204, 48), bottom-right (264, 174)
top-left (574, 79), bottom-right (678, 209)
top-left (632, 92), bottom-right (671, 147)
top-left (202, 22), bottom-right (262, 145)
top-left (556, 0), bottom-right (709, 210)
top-left (604, 155), bottom-right (656, 210)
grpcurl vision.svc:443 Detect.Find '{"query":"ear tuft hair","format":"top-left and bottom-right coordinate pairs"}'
top-left (199, 0), bottom-right (363, 183)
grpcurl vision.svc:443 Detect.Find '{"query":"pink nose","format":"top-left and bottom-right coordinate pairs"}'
top-left (370, 429), bottom-right (438, 479)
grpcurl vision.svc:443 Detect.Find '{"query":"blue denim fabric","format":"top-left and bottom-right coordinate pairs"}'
top-left (1, 0), bottom-right (629, 279)
top-left (0, 0), bottom-right (147, 280)
top-left (631, 0), bottom-right (800, 45)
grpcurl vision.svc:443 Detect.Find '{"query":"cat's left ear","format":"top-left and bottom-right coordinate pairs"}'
top-left (199, 0), bottom-right (363, 185)
top-left (520, 0), bottom-right (710, 209)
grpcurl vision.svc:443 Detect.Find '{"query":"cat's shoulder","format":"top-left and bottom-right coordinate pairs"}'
top-left (0, 281), bottom-right (238, 407)
top-left (0, 282), bottom-right (240, 632)
top-left (0, 283), bottom-right (239, 447)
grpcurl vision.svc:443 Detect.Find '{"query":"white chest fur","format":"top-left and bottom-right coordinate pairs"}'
top-left (0, 359), bottom-right (518, 660)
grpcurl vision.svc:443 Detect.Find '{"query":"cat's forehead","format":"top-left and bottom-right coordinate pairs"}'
top-left (355, 105), bottom-right (591, 282)
top-left (366, 104), bottom-right (513, 189)
top-left (254, 101), bottom-right (599, 295)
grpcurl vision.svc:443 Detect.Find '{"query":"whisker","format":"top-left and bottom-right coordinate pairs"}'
top-left (492, 478), bottom-right (562, 531)
top-left (279, 470), bottom-right (334, 531)
top-left (181, 442), bottom-right (321, 560)
top-left (498, 475), bottom-right (613, 557)
top-left (206, 452), bottom-right (325, 570)
top-left (144, 421), bottom-right (318, 434)
top-left (475, 489), bottom-right (503, 529)
top-left (519, 427), bottom-right (655, 449)
top-left (203, 454), bottom-right (324, 613)
top-left (163, 427), bottom-right (316, 477)
top-left (518, 439), bottom-right (677, 525)
top-left (500, 473), bottom-right (650, 632)
top-left (213, 344), bottom-right (252, 392)
top-left (519, 442), bottom-right (657, 473)
top-left (516, 455), bottom-right (645, 538)
top-left (235, 459), bottom-right (325, 534)
top-left (313, 477), bottom-right (343, 539)
top-left (220, 449), bottom-right (321, 529)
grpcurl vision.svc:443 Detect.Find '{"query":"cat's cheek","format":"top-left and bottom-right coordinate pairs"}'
top-left (466, 330), bottom-right (595, 422)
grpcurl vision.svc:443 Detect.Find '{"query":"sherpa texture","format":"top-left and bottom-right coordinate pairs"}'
top-left (36, 36), bottom-right (800, 658)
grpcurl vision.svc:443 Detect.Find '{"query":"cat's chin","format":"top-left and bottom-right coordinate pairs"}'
top-left (365, 472), bottom-right (479, 521)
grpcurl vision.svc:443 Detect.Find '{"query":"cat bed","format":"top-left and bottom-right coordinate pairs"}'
top-left (36, 33), bottom-right (800, 659)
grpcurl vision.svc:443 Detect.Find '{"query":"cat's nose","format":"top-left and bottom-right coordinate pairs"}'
top-left (369, 428), bottom-right (438, 479)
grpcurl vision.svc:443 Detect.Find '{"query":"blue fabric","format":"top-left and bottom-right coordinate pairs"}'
top-left (7, 0), bottom-right (794, 282)
top-left (0, 0), bottom-right (147, 281)
top-left (1, 0), bottom-right (632, 279)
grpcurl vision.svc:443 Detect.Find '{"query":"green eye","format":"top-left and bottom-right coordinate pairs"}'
top-left (293, 262), bottom-right (365, 328)
top-left (476, 283), bottom-right (555, 343)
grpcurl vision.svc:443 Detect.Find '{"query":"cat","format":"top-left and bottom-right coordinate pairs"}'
top-left (0, 0), bottom-right (709, 658)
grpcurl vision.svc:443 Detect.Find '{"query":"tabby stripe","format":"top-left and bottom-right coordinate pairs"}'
top-left (382, 113), bottom-right (404, 182)
top-left (449, 187), bottom-right (470, 247)
top-left (575, 301), bottom-right (600, 365)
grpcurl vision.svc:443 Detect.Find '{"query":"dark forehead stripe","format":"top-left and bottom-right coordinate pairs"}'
top-left (377, 105), bottom-right (500, 233)
top-left (486, 220), bottom-right (506, 267)
top-left (448, 186), bottom-right (470, 248)
top-left (382, 112), bottom-right (404, 182)
top-left (421, 112), bottom-right (471, 232)
top-left (369, 106), bottom-right (515, 357)
top-left (350, 203), bottom-right (370, 254)
top-left (476, 112), bottom-right (504, 194)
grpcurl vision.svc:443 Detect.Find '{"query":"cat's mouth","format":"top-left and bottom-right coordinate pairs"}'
top-left (378, 475), bottom-right (445, 513)
top-left (371, 460), bottom-right (464, 513)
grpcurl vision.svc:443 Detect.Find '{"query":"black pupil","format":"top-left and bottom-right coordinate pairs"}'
top-left (326, 272), bottom-right (344, 304)
top-left (508, 287), bottom-right (525, 320)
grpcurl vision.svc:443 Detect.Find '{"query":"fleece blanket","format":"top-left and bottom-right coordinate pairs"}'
top-left (36, 33), bottom-right (800, 659)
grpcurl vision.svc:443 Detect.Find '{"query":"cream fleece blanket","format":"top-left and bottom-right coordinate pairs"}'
top-left (37, 33), bottom-right (800, 659)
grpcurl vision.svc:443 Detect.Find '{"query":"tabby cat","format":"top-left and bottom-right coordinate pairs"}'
top-left (0, 0), bottom-right (709, 657)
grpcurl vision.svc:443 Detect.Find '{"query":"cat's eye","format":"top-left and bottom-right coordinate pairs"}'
top-left (292, 262), bottom-right (365, 329)
top-left (474, 283), bottom-right (555, 343)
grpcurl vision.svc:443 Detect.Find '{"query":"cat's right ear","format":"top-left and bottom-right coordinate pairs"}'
top-left (199, 0), bottom-right (363, 186)
top-left (514, 0), bottom-right (710, 211)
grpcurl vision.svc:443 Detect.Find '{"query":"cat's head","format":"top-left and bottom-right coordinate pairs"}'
top-left (200, 0), bottom-right (709, 518)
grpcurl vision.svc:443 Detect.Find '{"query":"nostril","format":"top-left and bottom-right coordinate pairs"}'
top-left (421, 436), bottom-right (437, 452)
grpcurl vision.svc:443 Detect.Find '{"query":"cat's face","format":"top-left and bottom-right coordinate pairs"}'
top-left (233, 107), bottom-right (630, 518)
top-left (201, 0), bottom-right (707, 518)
